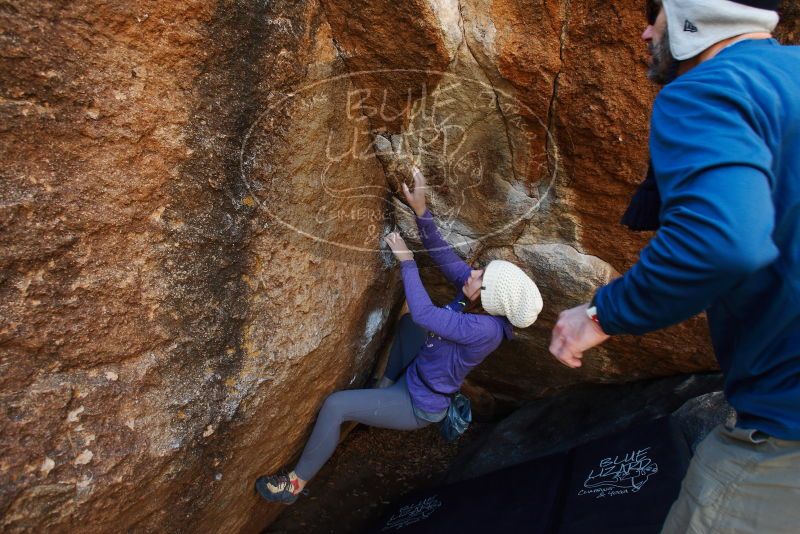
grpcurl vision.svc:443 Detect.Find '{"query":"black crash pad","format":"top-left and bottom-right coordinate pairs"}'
top-left (367, 416), bottom-right (690, 534)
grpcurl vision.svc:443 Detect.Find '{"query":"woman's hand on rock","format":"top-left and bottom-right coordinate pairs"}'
top-left (402, 167), bottom-right (428, 217)
top-left (384, 232), bottom-right (414, 262)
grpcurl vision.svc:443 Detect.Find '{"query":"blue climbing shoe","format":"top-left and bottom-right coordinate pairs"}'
top-left (255, 474), bottom-right (305, 504)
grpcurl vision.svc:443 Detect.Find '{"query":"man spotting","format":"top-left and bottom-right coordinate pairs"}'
top-left (549, 0), bottom-right (800, 532)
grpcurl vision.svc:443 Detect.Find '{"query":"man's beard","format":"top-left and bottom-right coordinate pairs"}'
top-left (647, 31), bottom-right (680, 85)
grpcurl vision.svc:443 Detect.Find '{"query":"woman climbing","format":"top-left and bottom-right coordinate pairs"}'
top-left (255, 167), bottom-right (543, 504)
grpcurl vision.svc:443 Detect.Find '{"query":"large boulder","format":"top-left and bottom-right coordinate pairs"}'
top-left (379, 0), bottom-right (717, 401)
top-left (2, 0), bottom-right (797, 531)
top-left (1, 1), bottom-right (400, 531)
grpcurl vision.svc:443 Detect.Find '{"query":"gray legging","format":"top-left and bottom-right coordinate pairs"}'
top-left (294, 375), bottom-right (429, 480)
top-left (294, 314), bottom-right (430, 481)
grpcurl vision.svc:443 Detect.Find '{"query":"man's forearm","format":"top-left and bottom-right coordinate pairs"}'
top-left (595, 168), bottom-right (778, 336)
top-left (604, 78), bottom-right (780, 336)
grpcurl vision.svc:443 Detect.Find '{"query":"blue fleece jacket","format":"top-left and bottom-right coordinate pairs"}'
top-left (400, 211), bottom-right (513, 414)
top-left (595, 39), bottom-right (800, 440)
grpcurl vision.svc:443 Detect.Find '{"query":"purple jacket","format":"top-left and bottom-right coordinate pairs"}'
top-left (401, 210), bottom-right (513, 414)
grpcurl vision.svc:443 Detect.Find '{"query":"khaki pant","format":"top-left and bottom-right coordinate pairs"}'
top-left (662, 424), bottom-right (800, 533)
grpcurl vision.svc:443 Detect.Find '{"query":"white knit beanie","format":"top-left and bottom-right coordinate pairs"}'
top-left (480, 260), bottom-right (543, 328)
top-left (662, 0), bottom-right (779, 61)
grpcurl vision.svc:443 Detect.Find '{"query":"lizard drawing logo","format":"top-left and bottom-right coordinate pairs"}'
top-left (579, 447), bottom-right (659, 498)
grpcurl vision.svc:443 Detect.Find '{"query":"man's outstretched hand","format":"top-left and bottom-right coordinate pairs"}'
top-left (403, 167), bottom-right (428, 217)
top-left (384, 232), bottom-right (414, 262)
top-left (549, 303), bottom-right (610, 368)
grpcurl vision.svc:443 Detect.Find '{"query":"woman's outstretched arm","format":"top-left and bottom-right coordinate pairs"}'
top-left (403, 168), bottom-right (471, 288)
top-left (400, 258), bottom-right (494, 345)
top-left (384, 231), bottom-right (494, 345)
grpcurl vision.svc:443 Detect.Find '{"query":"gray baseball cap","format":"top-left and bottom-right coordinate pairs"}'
top-left (662, 0), bottom-right (779, 60)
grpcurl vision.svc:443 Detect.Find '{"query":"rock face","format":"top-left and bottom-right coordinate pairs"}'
top-left (1, 0), bottom-right (797, 532)
top-left (1, 1), bottom-right (400, 531)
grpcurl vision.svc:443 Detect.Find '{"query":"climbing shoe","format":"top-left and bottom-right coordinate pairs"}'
top-left (255, 473), bottom-right (306, 504)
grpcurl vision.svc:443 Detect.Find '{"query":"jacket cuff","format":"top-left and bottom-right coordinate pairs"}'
top-left (593, 284), bottom-right (624, 336)
top-left (415, 209), bottom-right (434, 224)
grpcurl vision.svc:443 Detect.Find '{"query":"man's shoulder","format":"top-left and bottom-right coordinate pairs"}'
top-left (652, 69), bottom-right (739, 120)
top-left (655, 41), bottom-right (800, 118)
top-left (658, 60), bottom-right (742, 100)
top-left (676, 41), bottom-right (798, 90)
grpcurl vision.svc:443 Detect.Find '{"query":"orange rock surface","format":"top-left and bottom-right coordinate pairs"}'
top-left (1, 0), bottom-right (797, 531)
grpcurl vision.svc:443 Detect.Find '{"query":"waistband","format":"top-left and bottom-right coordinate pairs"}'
top-left (725, 412), bottom-right (799, 445)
